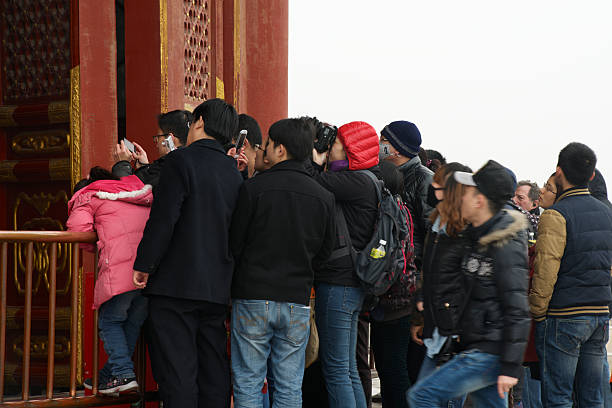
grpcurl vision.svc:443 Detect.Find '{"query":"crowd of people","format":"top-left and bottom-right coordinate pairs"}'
top-left (66, 97), bottom-right (612, 408)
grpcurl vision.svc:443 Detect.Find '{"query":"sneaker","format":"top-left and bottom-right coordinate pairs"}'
top-left (98, 376), bottom-right (138, 395)
top-left (83, 377), bottom-right (112, 390)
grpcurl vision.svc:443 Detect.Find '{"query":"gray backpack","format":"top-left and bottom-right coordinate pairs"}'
top-left (329, 170), bottom-right (414, 297)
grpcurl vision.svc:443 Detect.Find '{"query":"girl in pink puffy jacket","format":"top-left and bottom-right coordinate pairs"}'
top-left (67, 167), bottom-right (153, 395)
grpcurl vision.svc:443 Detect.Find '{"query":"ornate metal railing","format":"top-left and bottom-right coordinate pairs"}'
top-left (0, 231), bottom-right (158, 407)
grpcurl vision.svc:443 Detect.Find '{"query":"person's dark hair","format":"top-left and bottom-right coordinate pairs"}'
top-left (425, 149), bottom-right (447, 165)
top-left (192, 98), bottom-right (238, 147)
top-left (89, 166), bottom-right (120, 182)
top-left (157, 110), bottom-right (193, 146)
top-left (73, 178), bottom-right (91, 194)
top-left (237, 114), bottom-right (262, 146)
top-left (73, 167), bottom-right (119, 194)
top-left (379, 160), bottom-right (404, 196)
top-left (517, 180), bottom-right (540, 202)
top-left (267, 118), bottom-right (314, 161)
top-left (557, 142), bottom-right (597, 186)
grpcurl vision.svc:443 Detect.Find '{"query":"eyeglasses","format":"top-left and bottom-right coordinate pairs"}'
top-left (253, 144), bottom-right (264, 151)
top-left (544, 182), bottom-right (557, 195)
top-left (153, 133), bottom-right (170, 141)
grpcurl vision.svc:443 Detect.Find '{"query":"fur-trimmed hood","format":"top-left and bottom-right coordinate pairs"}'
top-left (477, 209), bottom-right (528, 248)
top-left (68, 175), bottom-right (153, 213)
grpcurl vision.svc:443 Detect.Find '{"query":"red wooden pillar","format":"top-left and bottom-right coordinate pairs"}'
top-left (241, 0), bottom-right (288, 135)
top-left (76, 0), bottom-right (117, 176)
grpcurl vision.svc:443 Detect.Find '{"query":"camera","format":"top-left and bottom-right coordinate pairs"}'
top-left (313, 124), bottom-right (338, 153)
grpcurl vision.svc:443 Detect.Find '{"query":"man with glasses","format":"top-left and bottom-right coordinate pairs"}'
top-left (133, 99), bottom-right (243, 408)
top-left (112, 110), bottom-right (192, 192)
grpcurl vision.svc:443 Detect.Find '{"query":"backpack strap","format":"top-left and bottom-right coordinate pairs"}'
top-left (357, 170), bottom-right (383, 203)
top-left (327, 204), bottom-right (356, 263)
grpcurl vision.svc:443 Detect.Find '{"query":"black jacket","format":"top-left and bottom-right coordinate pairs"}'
top-left (307, 162), bottom-right (379, 287)
top-left (460, 209), bottom-right (530, 379)
top-left (421, 226), bottom-right (469, 338)
top-left (112, 157), bottom-right (167, 193)
top-left (133, 139), bottom-right (243, 304)
top-left (398, 156), bottom-right (434, 267)
top-left (230, 160), bottom-right (336, 306)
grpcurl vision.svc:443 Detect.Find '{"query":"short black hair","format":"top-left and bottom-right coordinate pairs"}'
top-left (379, 160), bottom-right (404, 196)
top-left (268, 118), bottom-right (314, 161)
top-left (557, 142), bottom-right (597, 186)
top-left (192, 98), bottom-right (238, 147)
top-left (158, 110), bottom-right (193, 146)
top-left (237, 114), bottom-right (262, 146)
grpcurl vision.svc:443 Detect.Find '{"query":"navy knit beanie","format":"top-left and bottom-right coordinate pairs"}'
top-left (380, 120), bottom-right (422, 158)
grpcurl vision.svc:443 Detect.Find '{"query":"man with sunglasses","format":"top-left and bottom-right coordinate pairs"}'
top-left (112, 110), bottom-right (192, 192)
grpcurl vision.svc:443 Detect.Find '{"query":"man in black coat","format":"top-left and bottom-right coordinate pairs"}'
top-left (132, 99), bottom-right (243, 408)
top-left (408, 160), bottom-right (530, 408)
top-left (229, 118), bottom-right (335, 407)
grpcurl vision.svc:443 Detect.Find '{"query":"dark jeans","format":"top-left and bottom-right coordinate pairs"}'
top-left (147, 295), bottom-right (231, 408)
top-left (536, 315), bottom-right (609, 407)
top-left (371, 315), bottom-right (411, 408)
top-left (98, 290), bottom-right (148, 380)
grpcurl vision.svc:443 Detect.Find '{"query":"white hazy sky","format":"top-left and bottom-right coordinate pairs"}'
top-left (288, 0), bottom-right (612, 190)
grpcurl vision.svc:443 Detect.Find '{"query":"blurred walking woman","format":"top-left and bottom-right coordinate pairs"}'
top-left (410, 163), bottom-right (472, 408)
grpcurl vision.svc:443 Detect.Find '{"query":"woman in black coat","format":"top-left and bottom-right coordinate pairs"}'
top-left (410, 162), bottom-right (472, 408)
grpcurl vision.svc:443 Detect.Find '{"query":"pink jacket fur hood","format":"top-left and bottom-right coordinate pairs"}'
top-left (66, 175), bottom-right (153, 309)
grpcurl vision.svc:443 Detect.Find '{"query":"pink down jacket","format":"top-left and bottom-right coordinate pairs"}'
top-left (66, 175), bottom-right (153, 309)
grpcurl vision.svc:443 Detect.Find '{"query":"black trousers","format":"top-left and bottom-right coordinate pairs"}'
top-left (147, 295), bottom-right (230, 408)
top-left (357, 315), bottom-right (372, 408)
top-left (371, 315), bottom-right (412, 408)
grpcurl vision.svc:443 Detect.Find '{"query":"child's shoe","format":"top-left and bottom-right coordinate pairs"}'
top-left (98, 376), bottom-right (138, 395)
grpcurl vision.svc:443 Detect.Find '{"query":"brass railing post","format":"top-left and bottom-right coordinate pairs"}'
top-left (46, 242), bottom-right (58, 399)
top-left (22, 242), bottom-right (34, 401)
top-left (0, 242), bottom-right (8, 402)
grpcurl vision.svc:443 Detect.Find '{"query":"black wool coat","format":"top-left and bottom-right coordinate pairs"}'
top-left (134, 138), bottom-right (243, 305)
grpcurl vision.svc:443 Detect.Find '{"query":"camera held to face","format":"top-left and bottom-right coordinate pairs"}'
top-left (313, 124), bottom-right (338, 153)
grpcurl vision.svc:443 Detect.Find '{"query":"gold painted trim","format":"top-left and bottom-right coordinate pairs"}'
top-left (49, 158), bottom-right (71, 180)
top-left (160, 0), bottom-right (169, 113)
top-left (216, 76), bottom-right (225, 99)
top-left (70, 66), bottom-right (81, 188)
top-left (0, 160), bottom-right (18, 182)
top-left (184, 103), bottom-right (196, 112)
top-left (48, 100), bottom-right (70, 124)
top-left (0, 104), bottom-right (17, 127)
top-left (233, 0), bottom-right (241, 109)
top-left (10, 130), bottom-right (70, 156)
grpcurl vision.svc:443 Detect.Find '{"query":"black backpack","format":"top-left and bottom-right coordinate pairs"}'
top-left (329, 170), bottom-right (416, 298)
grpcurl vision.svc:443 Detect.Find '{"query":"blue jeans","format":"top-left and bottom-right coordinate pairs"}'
top-left (97, 290), bottom-right (148, 380)
top-left (231, 299), bottom-right (310, 408)
top-left (521, 365), bottom-right (542, 408)
top-left (315, 283), bottom-right (366, 408)
top-left (408, 350), bottom-right (508, 408)
top-left (418, 355), bottom-right (466, 408)
top-left (535, 315), bottom-right (609, 407)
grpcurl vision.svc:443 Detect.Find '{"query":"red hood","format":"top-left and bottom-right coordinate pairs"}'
top-left (336, 121), bottom-right (380, 170)
top-left (67, 175), bottom-right (153, 213)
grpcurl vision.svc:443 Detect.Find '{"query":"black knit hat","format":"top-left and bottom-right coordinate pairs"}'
top-left (380, 120), bottom-right (421, 158)
top-left (454, 160), bottom-right (515, 204)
